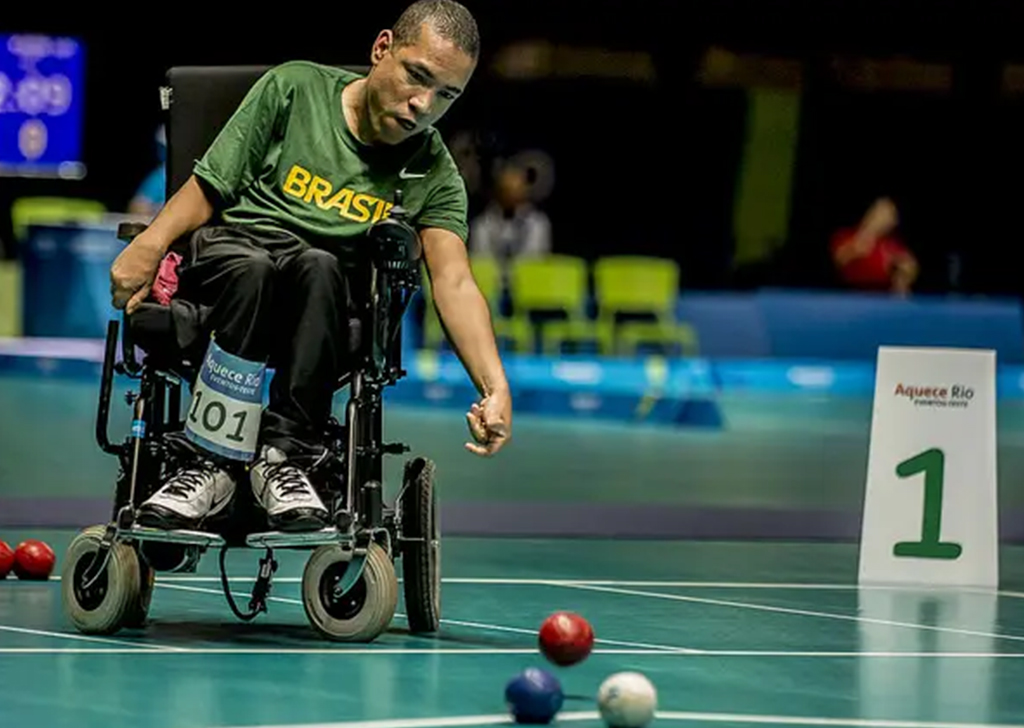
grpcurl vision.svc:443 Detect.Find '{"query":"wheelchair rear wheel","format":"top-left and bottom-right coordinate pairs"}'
top-left (400, 456), bottom-right (440, 633)
top-left (61, 526), bottom-right (146, 635)
top-left (302, 541), bottom-right (398, 642)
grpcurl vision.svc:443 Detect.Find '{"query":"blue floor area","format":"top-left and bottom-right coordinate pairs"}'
top-left (3, 534), bottom-right (1024, 727)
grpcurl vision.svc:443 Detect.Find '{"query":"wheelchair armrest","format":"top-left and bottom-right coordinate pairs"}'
top-left (118, 222), bottom-right (149, 243)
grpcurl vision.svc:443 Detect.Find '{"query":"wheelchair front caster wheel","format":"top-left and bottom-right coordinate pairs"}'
top-left (123, 558), bottom-right (155, 629)
top-left (61, 525), bottom-right (145, 635)
top-left (302, 541), bottom-right (397, 642)
top-left (400, 456), bottom-right (441, 633)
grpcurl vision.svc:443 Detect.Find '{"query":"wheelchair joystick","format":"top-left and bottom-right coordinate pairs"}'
top-left (390, 188), bottom-right (409, 221)
top-left (367, 188), bottom-right (421, 269)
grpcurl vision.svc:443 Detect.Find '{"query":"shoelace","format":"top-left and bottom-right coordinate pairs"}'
top-left (163, 466), bottom-right (212, 498)
top-left (265, 462), bottom-right (312, 499)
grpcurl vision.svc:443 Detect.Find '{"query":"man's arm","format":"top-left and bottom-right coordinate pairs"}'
top-left (831, 228), bottom-right (875, 267)
top-left (422, 226), bottom-right (511, 455)
top-left (423, 226), bottom-right (507, 396)
top-left (145, 175), bottom-right (215, 251)
top-left (111, 175), bottom-right (215, 312)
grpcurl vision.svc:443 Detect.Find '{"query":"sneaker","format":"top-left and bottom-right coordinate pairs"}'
top-left (136, 461), bottom-right (237, 530)
top-left (250, 446), bottom-right (330, 532)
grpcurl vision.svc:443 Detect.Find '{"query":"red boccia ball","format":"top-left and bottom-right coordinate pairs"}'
top-left (13, 539), bottom-right (55, 581)
top-left (538, 611), bottom-right (594, 666)
top-left (0, 541), bottom-right (14, 579)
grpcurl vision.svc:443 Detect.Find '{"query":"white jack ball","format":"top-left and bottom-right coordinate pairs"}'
top-left (597, 671), bottom-right (657, 728)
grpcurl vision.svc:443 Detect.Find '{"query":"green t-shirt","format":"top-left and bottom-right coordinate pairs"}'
top-left (193, 61), bottom-right (469, 253)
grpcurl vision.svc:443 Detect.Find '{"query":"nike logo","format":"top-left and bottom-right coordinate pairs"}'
top-left (399, 167), bottom-right (428, 179)
top-left (209, 489), bottom-right (234, 515)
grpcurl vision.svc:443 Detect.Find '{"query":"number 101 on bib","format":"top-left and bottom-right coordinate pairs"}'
top-left (184, 338), bottom-right (266, 461)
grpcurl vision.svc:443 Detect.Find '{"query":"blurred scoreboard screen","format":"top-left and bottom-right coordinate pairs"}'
top-left (0, 34), bottom-right (85, 179)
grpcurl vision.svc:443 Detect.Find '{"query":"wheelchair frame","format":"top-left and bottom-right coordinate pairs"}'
top-left (60, 194), bottom-right (442, 642)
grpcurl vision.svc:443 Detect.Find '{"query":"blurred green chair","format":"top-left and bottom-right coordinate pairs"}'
top-left (420, 255), bottom-right (509, 350)
top-left (507, 255), bottom-right (598, 355)
top-left (592, 256), bottom-right (698, 357)
top-left (0, 260), bottom-right (20, 337)
top-left (469, 256), bottom-right (525, 351)
top-left (10, 196), bottom-right (107, 241)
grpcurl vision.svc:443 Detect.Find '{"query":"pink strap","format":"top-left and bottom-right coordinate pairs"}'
top-left (151, 252), bottom-right (183, 305)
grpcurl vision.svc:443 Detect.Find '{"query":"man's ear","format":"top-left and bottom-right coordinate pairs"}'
top-left (371, 30), bottom-right (393, 65)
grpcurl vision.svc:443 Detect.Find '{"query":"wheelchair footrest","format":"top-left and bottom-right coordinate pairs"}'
top-left (245, 527), bottom-right (352, 550)
top-left (127, 526), bottom-right (227, 549)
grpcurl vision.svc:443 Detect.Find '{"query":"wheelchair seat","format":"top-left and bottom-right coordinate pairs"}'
top-left (126, 298), bottom-right (365, 388)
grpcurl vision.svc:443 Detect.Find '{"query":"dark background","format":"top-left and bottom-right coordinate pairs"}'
top-left (3, 0), bottom-right (1024, 295)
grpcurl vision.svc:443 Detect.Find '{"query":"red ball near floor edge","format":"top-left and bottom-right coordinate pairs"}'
top-left (13, 540), bottom-right (55, 581)
top-left (0, 541), bottom-right (14, 579)
top-left (538, 611), bottom-right (594, 666)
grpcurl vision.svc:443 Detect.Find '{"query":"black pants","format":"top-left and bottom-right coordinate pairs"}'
top-left (169, 224), bottom-right (353, 459)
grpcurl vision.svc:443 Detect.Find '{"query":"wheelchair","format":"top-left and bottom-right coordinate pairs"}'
top-left (59, 65), bottom-right (441, 643)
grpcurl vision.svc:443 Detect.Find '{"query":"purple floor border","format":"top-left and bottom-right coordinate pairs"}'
top-left (3, 498), bottom-right (1024, 541)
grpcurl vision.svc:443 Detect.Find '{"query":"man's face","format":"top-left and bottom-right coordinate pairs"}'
top-left (365, 22), bottom-right (476, 145)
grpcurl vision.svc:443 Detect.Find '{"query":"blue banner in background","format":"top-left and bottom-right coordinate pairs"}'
top-left (675, 290), bottom-right (1024, 364)
top-left (20, 222), bottom-right (122, 339)
top-left (713, 360), bottom-right (877, 396)
top-left (384, 351), bottom-right (724, 426)
top-left (5, 336), bottom-right (1024, 428)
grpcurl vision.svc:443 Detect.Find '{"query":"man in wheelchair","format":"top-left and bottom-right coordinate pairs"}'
top-left (108, 0), bottom-right (511, 536)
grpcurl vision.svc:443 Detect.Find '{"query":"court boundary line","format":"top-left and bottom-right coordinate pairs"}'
top-left (154, 582), bottom-right (698, 654)
top-left (0, 646), bottom-right (665, 655)
top-left (1, 647), bottom-right (1024, 657)
top-left (204, 709), bottom-right (1024, 728)
top-left (15, 577), bottom-right (1020, 655)
top-left (47, 575), bottom-right (1024, 599)
top-left (556, 583), bottom-right (1024, 644)
top-left (43, 576), bottom-right (939, 589)
top-left (0, 624), bottom-right (184, 651)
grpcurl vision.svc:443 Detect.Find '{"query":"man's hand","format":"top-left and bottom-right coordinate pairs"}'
top-left (465, 387), bottom-right (512, 456)
top-left (110, 231), bottom-right (167, 314)
top-left (109, 174), bottom-right (217, 314)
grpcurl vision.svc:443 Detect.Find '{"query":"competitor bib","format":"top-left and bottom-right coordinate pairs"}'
top-left (184, 337), bottom-right (265, 461)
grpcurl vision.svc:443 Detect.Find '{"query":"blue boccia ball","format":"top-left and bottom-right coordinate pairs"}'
top-left (505, 667), bottom-right (565, 724)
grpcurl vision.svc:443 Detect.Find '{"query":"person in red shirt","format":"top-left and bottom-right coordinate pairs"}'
top-left (830, 196), bottom-right (918, 295)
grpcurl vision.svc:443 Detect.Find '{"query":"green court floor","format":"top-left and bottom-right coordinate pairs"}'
top-left (1, 533), bottom-right (1024, 727)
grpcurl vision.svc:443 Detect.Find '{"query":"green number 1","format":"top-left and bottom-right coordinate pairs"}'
top-left (893, 448), bottom-right (962, 560)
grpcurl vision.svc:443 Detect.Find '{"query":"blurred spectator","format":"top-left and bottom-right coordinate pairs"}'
top-left (469, 161), bottom-right (551, 262)
top-left (449, 129), bottom-right (485, 203)
top-left (128, 125), bottom-right (166, 218)
top-left (830, 196), bottom-right (918, 296)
